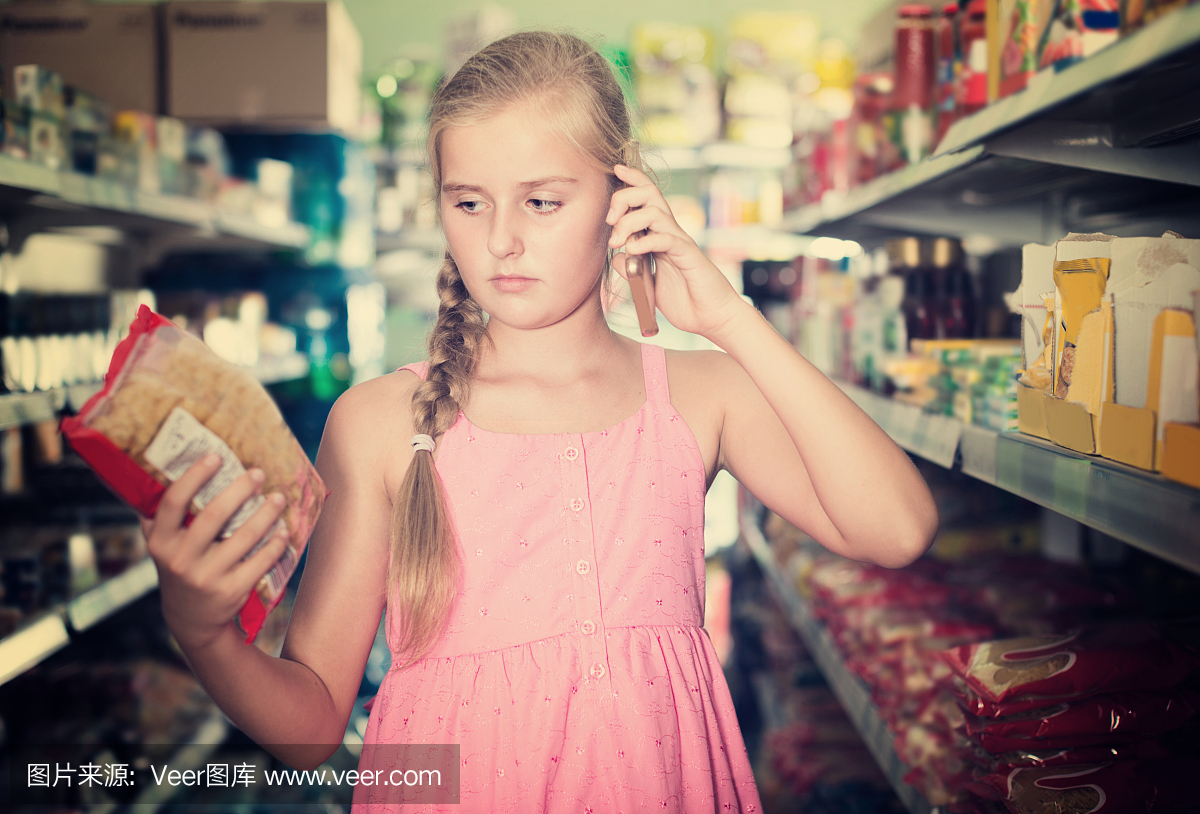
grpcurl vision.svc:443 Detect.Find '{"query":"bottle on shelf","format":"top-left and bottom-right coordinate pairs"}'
top-left (889, 4), bottom-right (937, 165)
top-left (934, 2), bottom-right (960, 145)
top-left (957, 0), bottom-right (989, 118)
top-left (892, 237), bottom-right (938, 343)
top-left (931, 237), bottom-right (975, 338)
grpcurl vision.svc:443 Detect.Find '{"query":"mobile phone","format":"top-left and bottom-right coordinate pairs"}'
top-left (625, 249), bottom-right (657, 337)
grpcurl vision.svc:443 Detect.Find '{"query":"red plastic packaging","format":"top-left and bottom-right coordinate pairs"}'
top-left (62, 306), bottom-right (326, 642)
top-left (939, 624), bottom-right (1200, 707)
top-left (979, 759), bottom-right (1200, 813)
top-left (963, 687), bottom-right (1200, 745)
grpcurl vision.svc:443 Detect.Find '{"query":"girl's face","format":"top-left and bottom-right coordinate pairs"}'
top-left (439, 102), bottom-right (613, 331)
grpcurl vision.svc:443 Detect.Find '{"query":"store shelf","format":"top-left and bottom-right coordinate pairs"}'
top-left (0, 353), bottom-right (303, 433)
top-left (0, 558), bottom-right (162, 686)
top-left (251, 352), bottom-right (311, 385)
top-left (646, 142), bottom-right (793, 175)
top-left (782, 4), bottom-right (1200, 247)
top-left (66, 558), bottom-right (159, 633)
top-left (780, 147), bottom-right (987, 237)
top-left (739, 501), bottom-right (937, 814)
top-left (839, 380), bottom-right (1200, 576)
top-left (0, 155), bottom-right (310, 254)
top-left (836, 381), bottom-right (962, 468)
top-left (936, 2), bottom-right (1200, 157)
top-left (0, 382), bottom-right (103, 431)
top-left (132, 709), bottom-right (229, 811)
top-left (0, 612), bottom-right (71, 686)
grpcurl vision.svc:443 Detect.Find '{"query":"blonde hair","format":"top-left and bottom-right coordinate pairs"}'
top-left (388, 31), bottom-right (643, 666)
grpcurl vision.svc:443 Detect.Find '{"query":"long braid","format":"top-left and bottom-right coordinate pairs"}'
top-left (388, 30), bottom-right (638, 667)
top-left (387, 254), bottom-right (487, 666)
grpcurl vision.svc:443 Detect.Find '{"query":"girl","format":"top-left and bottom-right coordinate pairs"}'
top-left (144, 31), bottom-right (938, 812)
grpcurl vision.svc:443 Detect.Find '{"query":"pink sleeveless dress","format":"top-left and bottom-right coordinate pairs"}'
top-left (354, 343), bottom-right (762, 812)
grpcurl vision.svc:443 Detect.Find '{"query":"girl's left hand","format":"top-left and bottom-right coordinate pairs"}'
top-left (606, 163), bottom-right (748, 340)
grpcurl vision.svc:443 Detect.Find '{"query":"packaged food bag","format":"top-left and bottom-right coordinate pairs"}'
top-left (62, 306), bottom-right (325, 642)
top-left (940, 624), bottom-right (1200, 707)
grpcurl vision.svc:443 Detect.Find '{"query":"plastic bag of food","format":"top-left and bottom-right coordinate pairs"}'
top-left (963, 687), bottom-right (1200, 746)
top-left (62, 306), bottom-right (325, 642)
top-left (979, 759), bottom-right (1200, 813)
top-left (940, 624), bottom-right (1200, 707)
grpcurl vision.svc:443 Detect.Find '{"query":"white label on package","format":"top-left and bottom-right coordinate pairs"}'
top-left (143, 406), bottom-right (279, 541)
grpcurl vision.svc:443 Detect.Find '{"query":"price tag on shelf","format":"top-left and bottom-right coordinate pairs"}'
top-left (891, 402), bottom-right (922, 451)
top-left (1051, 454), bottom-right (1090, 519)
top-left (960, 424), bottom-right (999, 483)
top-left (996, 435), bottom-right (1025, 494)
top-left (922, 414), bottom-right (962, 468)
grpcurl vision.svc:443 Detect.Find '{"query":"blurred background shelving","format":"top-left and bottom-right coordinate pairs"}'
top-left (3, 0), bottom-right (1200, 812)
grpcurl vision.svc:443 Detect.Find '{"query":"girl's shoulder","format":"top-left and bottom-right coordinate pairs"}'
top-left (662, 347), bottom-right (739, 397)
top-left (321, 367), bottom-right (423, 497)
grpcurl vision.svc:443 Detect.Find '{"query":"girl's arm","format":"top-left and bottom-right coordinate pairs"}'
top-left (145, 374), bottom-right (412, 769)
top-left (608, 164), bottom-right (937, 567)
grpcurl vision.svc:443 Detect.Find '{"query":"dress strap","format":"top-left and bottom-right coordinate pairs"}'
top-left (399, 360), bottom-right (430, 381)
top-left (640, 343), bottom-right (671, 403)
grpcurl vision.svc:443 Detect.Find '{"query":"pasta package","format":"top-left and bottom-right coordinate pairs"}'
top-left (62, 306), bottom-right (325, 642)
top-left (940, 624), bottom-right (1200, 707)
top-left (963, 687), bottom-right (1200, 747)
top-left (980, 759), bottom-right (1200, 814)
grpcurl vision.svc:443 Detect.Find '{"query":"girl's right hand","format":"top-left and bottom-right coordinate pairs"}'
top-left (142, 454), bottom-right (290, 653)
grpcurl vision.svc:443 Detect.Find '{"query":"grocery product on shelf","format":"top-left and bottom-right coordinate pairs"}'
top-left (991, 0), bottom-right (1046, 100)
top-left (1011, 231), bottom-right (1200, 481)
top-left (934, 3), bottom-right (961, 143)
top-left (725, 538), bottom-right (907, 813)
top-left (890, 5), bottom-right (937, 164)
top-left (958, 0), bottom-right (991, 118)
top-left (763, 510), bottom-right (1200, 812)
top-left (0, 523), bottom-right (144, 637)
top-left (0, 291), bottom-right (149, 396)
top-left (61, 307), bottom-right (325, 642)
top-left (631, 23), bottom-right (720, 149)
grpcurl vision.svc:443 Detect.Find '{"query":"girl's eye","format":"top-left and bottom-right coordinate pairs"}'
top-left (528, 199), bottom-right (562, 213)
top-left (456, 200), bottom-right (485, 214)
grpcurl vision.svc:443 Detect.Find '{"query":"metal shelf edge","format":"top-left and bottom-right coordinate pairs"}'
top-left (936, 2), bottom-right (1200, 157)
top-left (0, 155), bottom-right (311, 250)
top-left (740, 504), bottom-right (937, 814)
top-left (782, 147), bottom-right (987, 236)
top-left (67, 558), bottom-right (159, 632)
top-left (0, 613), bottom-right (71, 686)
top-left (838, 380), bottom-right (1200, 576)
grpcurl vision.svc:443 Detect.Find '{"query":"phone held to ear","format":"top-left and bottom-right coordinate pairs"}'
top-left (626, 250), bottom-right (658, 338)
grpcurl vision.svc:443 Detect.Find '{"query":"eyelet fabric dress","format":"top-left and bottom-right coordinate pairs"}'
top-left (353, 342), bottom-right (762, 813)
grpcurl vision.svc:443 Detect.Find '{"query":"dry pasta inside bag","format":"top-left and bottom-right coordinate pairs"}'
top-left (62, 305), bottom-right (326, 642)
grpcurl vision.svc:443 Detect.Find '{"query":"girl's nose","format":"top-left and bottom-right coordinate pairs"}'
top-left (487, 207), bottom-right (522, 259)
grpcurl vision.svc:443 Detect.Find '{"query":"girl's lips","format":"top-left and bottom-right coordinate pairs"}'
top-left (490, 276), bottom-right (536, 293)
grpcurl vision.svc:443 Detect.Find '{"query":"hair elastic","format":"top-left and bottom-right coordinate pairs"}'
top-left (411, 434), bottom-right (436, 453)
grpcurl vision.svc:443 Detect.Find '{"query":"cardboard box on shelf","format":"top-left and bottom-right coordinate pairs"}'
top-left (1029, 233), bottom-right (1114, 454)
top-left (0, 2), bottom-right (158, 114)
top-left (1098, 234), bottom-right (1200, 470)
top-left (1161, 422), bottom-right (1200, 489)
top-left (163, 1), bottom-right (361, 132)
top-left (1146, 309), bottom-right (1199, 466)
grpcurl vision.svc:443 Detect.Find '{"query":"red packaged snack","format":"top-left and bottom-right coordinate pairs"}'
top-left (940, 624), bottom-right (1200, 707)
top-left (963, 687), bottom-right (1200, 745)
top-left (980, 759), bottom-right (1200, 813)
top-left (62, 306), bottom-right (326, 642)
